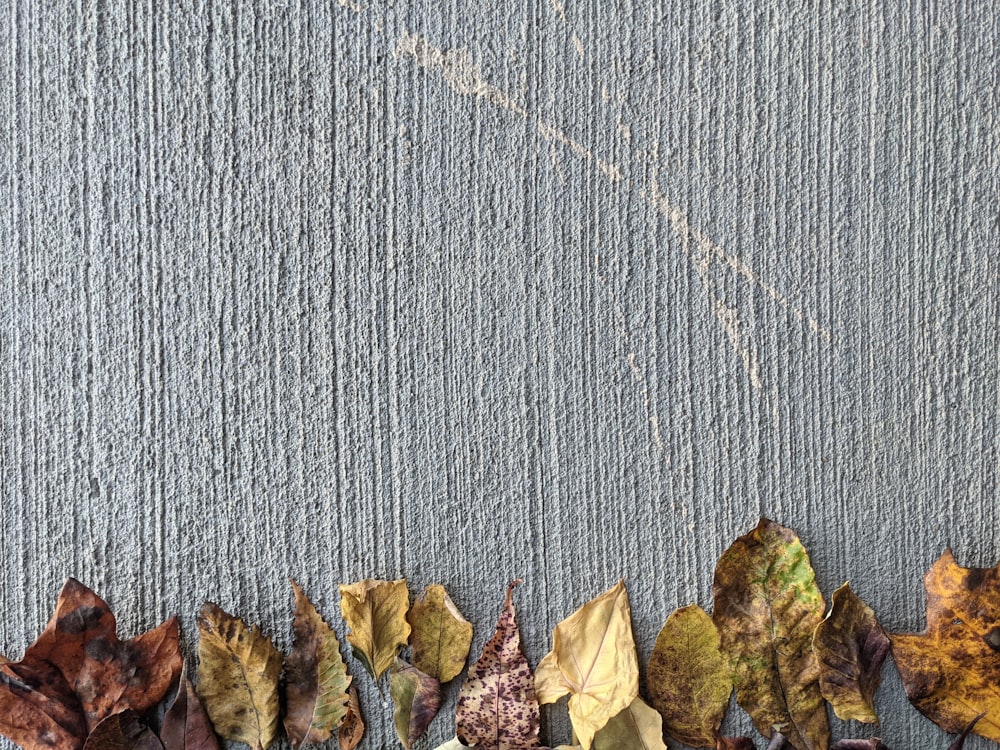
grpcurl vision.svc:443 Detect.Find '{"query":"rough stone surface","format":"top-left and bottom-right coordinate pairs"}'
top-left (1, 2), bottom-right (998, 748)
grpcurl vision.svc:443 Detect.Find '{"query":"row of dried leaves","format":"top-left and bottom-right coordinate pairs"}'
top-left (1, 518), bottom-right (998, 750)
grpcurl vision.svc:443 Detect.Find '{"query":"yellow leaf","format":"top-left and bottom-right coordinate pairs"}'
top-left (534, 581), bottom-right (639, 750)
top-left (647, 605), bottom-right (731, 747)
top-left (196, 603), bottom-right (281, 750)
top-left (591, 698), bottom-right (666, 750)
top-left (338, 579), bottom-right (411, 681)
top-left (407, 584), bottom-right (474, 683)
top-left (891, 549), bottom-right (1000, 741)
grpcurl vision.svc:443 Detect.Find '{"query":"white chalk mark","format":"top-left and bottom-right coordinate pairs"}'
top-left (395, 32), bottom-right (622, 183)
top-left (390, 26), bottom-right (829, 414)
top-left (595, 256), bottom-right (668, 457)
top-left (536, 120), bottom-right (622, 182)
top-left (648, 181), bottom-right (778, 413)
top-left (394, 32), bottom-right (528, 117)
top-left (337, 0), bottom-right (364, 13)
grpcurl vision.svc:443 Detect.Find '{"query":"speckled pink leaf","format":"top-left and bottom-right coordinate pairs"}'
top-left (456, 580), bottom-right (541, 750)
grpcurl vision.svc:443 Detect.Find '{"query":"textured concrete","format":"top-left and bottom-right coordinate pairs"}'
top-left (1, 1), bottom-right (998, 748)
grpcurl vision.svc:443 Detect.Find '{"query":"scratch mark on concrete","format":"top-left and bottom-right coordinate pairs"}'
top-left (337, 0), bottom-right (831, 414)
top-left (395, 32), bottom-right (621, 182)
top-left (395, 32), bottom-right (528, 117)
top-left (337, 0), bottom-right (365, 13)
top-left (649, 179), bottom-right (774, 410)
top-left (595, 255), bottom-right (668, 457)
top-left (536, 120), bottom-right (622, 182)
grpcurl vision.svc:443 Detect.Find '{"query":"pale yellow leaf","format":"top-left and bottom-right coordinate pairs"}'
top-left (338, 579), bottom-right (410, 681)
top-left (534, 581), bottom-right (639, 750)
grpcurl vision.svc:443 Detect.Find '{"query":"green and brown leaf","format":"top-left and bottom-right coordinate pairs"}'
top-left (283, 580), bottom-right (352, 748)
top-left (390, 658), bottom-right (442, 749)
top-left (590, 698), bottom-right (666, 750)
top-left (712, 519), bottom-right (829, 750)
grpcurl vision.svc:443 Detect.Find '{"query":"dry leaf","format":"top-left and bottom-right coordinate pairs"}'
top-left (338, 579), bottom-right (411, 681)
top-left (891, 549), bottom-right (1000, 740)
top-left (715, 738), bottom-right (754, 750)
top-left (829, 741), bottom-right (889, 750)
top-left (813, 583), bottom-right (890, 724)
top-left (433, 740), bottom-right (470, 750)
top-left (0, 579), bottom-right (181, 750)
top-left (82, 711), bottom-right (163, 750)
top-left (0, 658), bottom-right (88, 750)
top-left (160, 674), bottom-right (221, 750)
top-left (647, 605), bottom-right (731, 747)
top-left (196, 603), bottom-right (281, 750)
top-left (456, 580), bottom-right (541, 750)
top-left (407, 584), bottom-right (473, 683)
top-left (390, 658), bottom-right (442, 749)
top-left (712, 519), bottom-right (829, 750)
top-left (590, 697), bottom-right (666, 750)
top-left (284, 580), bottom-right (352, 748)
top-left (338, 685), bottom-right (364, 750)
top-left (947, 715), bottom-right (984, 750)
top-left (535, 581), bottom-right (639, 750)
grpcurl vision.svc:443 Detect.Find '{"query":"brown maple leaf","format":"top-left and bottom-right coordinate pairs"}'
top-left (0, 579), bottom-right (182, 750)
top-left (891, 550), bottom-right (1000, 741)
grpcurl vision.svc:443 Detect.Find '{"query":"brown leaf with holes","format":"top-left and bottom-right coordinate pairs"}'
top-left (891, 549), bottom-right (1000, 742)
top-left (160, 673), bottom-right (221, 750)
top-left (196, 603), bottom-right (281, 750)
top-left (82, 711), bottom-right (163, 750)
top-left (0, 579), bottom-right (182, 750)
top-left (337, 686), bottom-right (364, 750)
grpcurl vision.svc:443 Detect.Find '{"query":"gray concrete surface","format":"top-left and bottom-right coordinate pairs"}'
top-left (1, 1), bottom-right (998, 748)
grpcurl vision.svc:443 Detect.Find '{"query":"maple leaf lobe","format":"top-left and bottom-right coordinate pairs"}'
top-left (891, 550), bottom-right (1000, 741)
